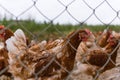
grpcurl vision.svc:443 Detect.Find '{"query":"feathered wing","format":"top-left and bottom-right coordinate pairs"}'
top-left (14, 29), bottom-right (26, 43)
top-left (96, 29), bottom-right (111, 47)
top-left (6, 29), bottom-right (27, 61)
top-left (6, 29), bottom-right (26, 53)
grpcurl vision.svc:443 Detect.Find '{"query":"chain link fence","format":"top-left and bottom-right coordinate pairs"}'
top-left (0, 0), bottom-right (120, 80)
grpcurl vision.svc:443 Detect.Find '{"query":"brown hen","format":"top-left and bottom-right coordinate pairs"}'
top-left (0, 25), bottom-right (13, 78)
top-left (96, 29), bottom-right (111, 47)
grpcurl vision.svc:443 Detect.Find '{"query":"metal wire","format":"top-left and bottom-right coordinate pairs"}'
top-left (0, 0), bottom-right (120, 80)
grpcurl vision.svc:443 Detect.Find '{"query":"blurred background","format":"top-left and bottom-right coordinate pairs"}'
top-left (0, 0), bottom-right (120, 40)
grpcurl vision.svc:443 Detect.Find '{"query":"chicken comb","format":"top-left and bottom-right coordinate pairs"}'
top-left (0, 25), bottom-right (4, 29)
top-left (109, 34), bottom-right (114, 39)
top-left (107, 34), bottom-right (114, 42)
top-left (0, 25), bottom-right (5, 38)
top-left (85, 29), bottom-right (91, 35)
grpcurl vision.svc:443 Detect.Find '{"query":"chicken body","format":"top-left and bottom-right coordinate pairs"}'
top-left (76, 31), bottom-right (97, 63)
top-left (75, 30), bottom-right (100, 76)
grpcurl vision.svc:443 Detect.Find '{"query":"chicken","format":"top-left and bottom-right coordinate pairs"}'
top-left (0, 25), bottom-right (14, 79)
top-left (96, 29), bottom-right (111, 47)
top-left (6, 28), bottom-right (92, 80)
top-left (75, 29), bottom-right (120, 79)
top-left (0, 25), bottom-right (14, 65)
top-left (87, 31), bottom-right (119, 70)
top-left (74, 29), bottom-right (99, 76)
top-left (75, 29), bottom-right (96, 63)
top-left (111, 30), bottom-right (120, 40)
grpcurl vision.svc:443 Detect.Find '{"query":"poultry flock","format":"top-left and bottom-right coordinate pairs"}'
top-left (0, 25), bottom-right (119, 80)
top-left (75, 29), bottom-right (120, 77)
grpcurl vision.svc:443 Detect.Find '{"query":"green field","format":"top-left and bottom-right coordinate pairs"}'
top-left (0, 18), bottom-right (120, 41)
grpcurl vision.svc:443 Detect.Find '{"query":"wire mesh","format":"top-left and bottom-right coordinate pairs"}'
top-left (0, 0), bottom-right (120, 80)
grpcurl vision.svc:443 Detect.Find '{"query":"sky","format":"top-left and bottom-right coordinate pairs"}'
top-left (0, 0), bottom-right (120, 25)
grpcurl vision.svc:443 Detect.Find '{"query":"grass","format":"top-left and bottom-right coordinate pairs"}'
top-left (0, 18), bottom-right (120, 40)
